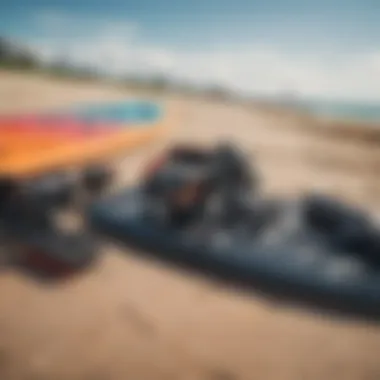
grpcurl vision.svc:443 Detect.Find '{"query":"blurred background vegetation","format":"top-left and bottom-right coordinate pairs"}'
top-left (0, 36), bottom-right (233, 101)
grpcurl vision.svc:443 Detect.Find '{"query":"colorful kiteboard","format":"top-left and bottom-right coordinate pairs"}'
top-left (0, 100), bottom-right (170, 179)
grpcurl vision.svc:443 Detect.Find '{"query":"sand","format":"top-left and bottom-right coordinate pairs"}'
top-left (0, 70), bottom-right (380, 380)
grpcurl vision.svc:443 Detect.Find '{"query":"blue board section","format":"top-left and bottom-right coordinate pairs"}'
top-left (87, 188), bottom-right (380, 321)
top-left (58, 100), bottom-right (162, 126)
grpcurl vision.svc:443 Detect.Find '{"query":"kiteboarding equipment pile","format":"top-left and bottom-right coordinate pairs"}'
top-left (87, 143), bottom-right (380, 320)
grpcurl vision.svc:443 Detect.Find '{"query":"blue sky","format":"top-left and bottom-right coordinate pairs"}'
top-left (1, 0), bottom-right (380, 101)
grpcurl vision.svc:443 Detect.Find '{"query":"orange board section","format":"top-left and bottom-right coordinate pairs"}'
top-left (0, 101), bottom-right (176, 179)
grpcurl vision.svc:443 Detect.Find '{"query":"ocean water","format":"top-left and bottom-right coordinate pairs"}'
top-left (298, 99), bottom-right (380, 123)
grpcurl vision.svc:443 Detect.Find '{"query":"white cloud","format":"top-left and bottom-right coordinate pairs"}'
top-left (29, 10), bottom-right (380, 102)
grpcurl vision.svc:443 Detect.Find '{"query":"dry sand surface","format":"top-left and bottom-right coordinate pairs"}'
top-left (0, 70), bottom-right (380, 380)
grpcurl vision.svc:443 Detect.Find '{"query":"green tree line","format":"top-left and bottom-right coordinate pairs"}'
top-left (0, 37), bottom-right (38, 69)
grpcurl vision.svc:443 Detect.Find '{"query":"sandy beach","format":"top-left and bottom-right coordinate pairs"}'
top-left (0, 70), bottom-right (380, 380)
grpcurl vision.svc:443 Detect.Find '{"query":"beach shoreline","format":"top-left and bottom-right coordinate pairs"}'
top-left (0, 69), bottom-right (380, 380)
